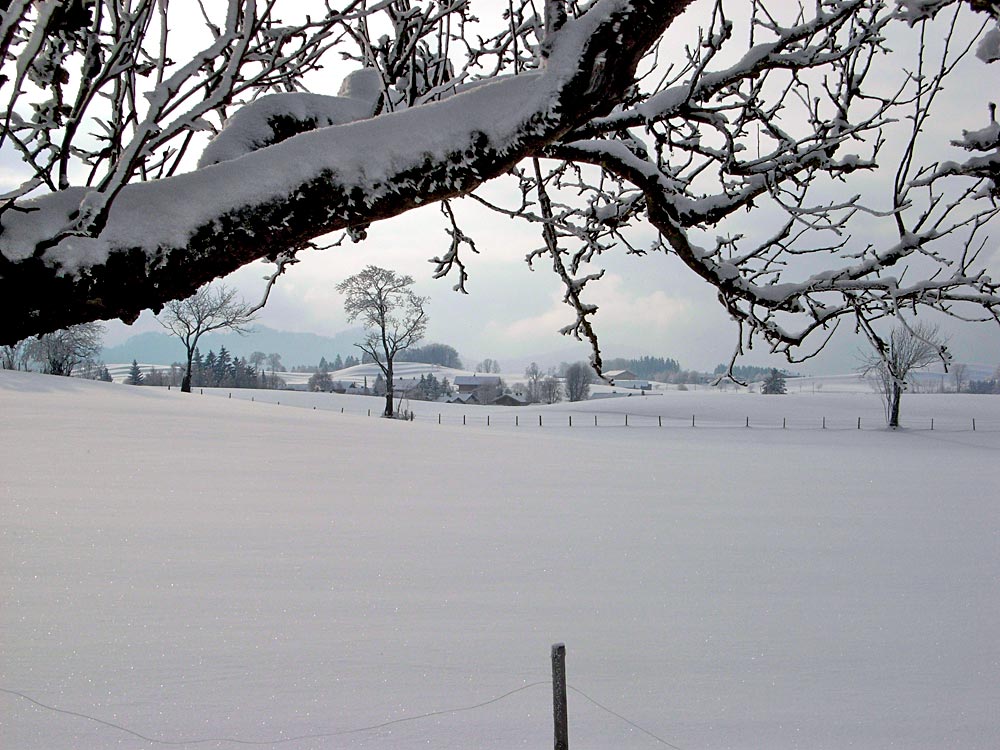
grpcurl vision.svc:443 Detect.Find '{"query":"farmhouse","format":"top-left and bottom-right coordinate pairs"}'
top-left (603, 369), bottom-right (639, 382)
top-left (393, 377), bottom-right (421, 395)
top-left (454, 375), bottom-right (503, 393)
top-left (492, 393), bottom-right (528, 406)
top-left (443, 392), bottom-right (480, 404)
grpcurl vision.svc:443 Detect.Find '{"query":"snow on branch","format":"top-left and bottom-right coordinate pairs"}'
top-left (1, 0), bottom-right (998, 367)
top-left (0, 0), bottom-right (692, 343)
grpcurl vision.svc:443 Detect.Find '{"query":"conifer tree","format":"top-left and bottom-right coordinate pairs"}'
top-left (127, 359), bottom-right (144, 386)
top-left (761, 369), bottom-right (787, 395)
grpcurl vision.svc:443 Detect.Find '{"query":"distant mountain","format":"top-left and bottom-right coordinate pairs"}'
top-left (102, 326), bottom-right (366, 366)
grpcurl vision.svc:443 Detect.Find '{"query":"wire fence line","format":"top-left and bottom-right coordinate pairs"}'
top-left (200, 391), bottom-right (1000, 433)
top-left (1, 681), bottom-right (687, 749)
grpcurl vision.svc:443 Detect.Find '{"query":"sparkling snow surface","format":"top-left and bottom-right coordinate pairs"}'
top-left (1, 371), bottom-right (998, 750)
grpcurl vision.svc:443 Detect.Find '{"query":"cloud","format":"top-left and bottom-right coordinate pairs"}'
top-left (494, 273), bottom-right (693, 351)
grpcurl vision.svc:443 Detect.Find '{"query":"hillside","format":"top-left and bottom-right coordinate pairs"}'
top-left (101, 325), bottom-right (365, 367)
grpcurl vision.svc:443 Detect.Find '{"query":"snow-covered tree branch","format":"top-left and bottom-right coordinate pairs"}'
top-left (1, 0), bottom-right (998, 371)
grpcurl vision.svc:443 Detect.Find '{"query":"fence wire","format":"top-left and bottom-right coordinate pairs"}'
top-left (2, 680), bottom-right (688, 749)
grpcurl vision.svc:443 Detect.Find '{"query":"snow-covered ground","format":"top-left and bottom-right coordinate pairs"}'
top-left (2, 370), bottom-right (998, 750)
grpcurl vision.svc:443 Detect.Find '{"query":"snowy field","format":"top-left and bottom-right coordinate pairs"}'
top-left (2, 370), bottom-right (999, 750)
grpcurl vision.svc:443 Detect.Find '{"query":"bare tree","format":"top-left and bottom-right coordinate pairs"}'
top-left (264, 352), bottom-right (285, 389)
top-left (476, 358), bottom-right (501, 374)
top-left (337, 265), bottom-right (427, 417)
top-left (539, 375), bottom-right (563, 405)
top-left (524, 362), bottom-right (544, 404)
top-left (27, 322), bottom-right (105, 376)
top-left (158, 284), bottom-right (256, 393)
top-left (2, 1), bottom-right (999, 374)
top-left (953, 363), bottom-right (969, 393)
top-left (859, 322), bottom-right (947, 427)
top-left (564, 361), bottom-right (593, 402)
top-left (249, 351), bottom-right (267, 375)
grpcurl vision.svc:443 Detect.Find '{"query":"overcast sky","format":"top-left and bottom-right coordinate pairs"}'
top-left (4, 0), bottom-right (999, 373)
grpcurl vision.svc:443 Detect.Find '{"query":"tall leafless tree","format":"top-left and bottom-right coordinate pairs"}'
top-left (859, 321), bottom-right (946, 427)
top-left (337, 265), bottom-right (428, 417)
top-left (158, 283), bottom-right (256, 393)
top-left (1, 1), bottom-right (998, 375)
top-left (952, 362), bottom-right (969, 393)
top-left (524, 362), bottom-right (545, 404)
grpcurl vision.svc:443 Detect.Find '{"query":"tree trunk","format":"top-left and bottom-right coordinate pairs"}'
top-left (181, 351), bottom-right (193, 393)
top-left (384, 362), bottom-right (394, 418)
top-left (889, 382), bottom-right (901, 428)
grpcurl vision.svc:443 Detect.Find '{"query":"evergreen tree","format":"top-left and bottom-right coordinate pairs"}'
top-left (333, 354), bottom-right (344, 370)
top-left (215, 346), bottom-right (232, 386)
top-left (318, 356), bottom-right (329, 372)
top-left (98, 365), bottom-right (113, 382)
top-left (761, 369), bottom-right (787, 395)
top-left (127, 359), bottom-right (144, 385)
top-left (192, 348), bottom-right (205, 387)
top-left (202, 350), bottom-right (217, 387)
top-left (425, 373), bottom-right (440, 399)
top-left (242, 359), bottom-right (259, 388)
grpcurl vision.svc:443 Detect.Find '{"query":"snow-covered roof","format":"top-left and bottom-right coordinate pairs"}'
top-left (454, 375), bottom-right (501, 386)
top-left (603, 369), bottom-right (638, 380)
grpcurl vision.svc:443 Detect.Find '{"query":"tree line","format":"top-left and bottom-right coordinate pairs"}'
top-left (124, 347), bottom-right (288, 390)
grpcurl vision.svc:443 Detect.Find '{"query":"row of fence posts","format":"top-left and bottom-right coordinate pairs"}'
top-left (204, 392), bottom-right (982, 431)
top-left (429, 413), bottom-right (979, 431)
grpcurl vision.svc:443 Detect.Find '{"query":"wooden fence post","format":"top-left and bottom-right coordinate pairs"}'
top-left (552, 644), bottom-right (568, 750)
